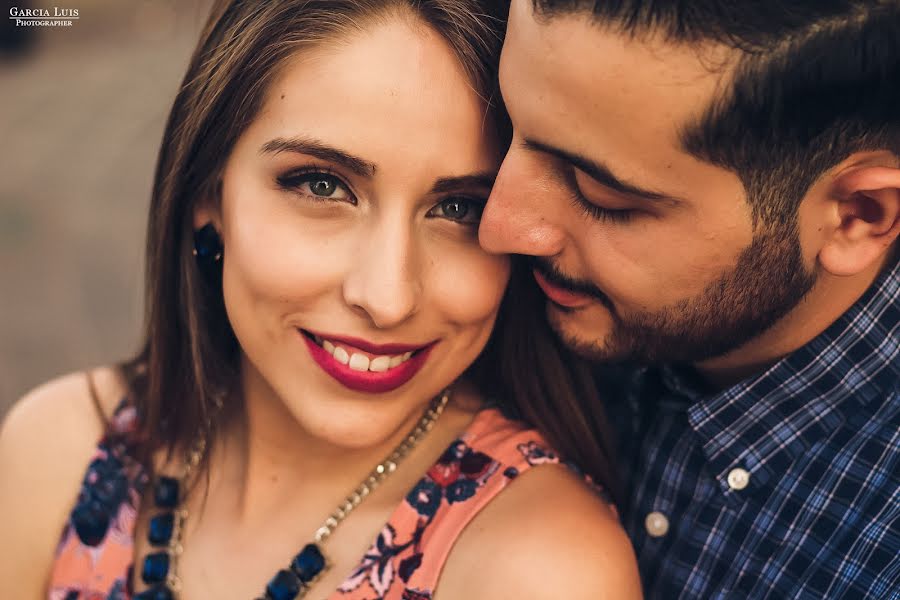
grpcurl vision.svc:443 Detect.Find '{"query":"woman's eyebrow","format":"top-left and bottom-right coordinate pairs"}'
top-left (260, 136), bottom-right (377, 178)
top-left (430, 173), bottom-right (496, 194)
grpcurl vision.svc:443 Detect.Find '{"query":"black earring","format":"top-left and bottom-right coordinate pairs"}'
top-left (193, 223), bottom-right (223, 265)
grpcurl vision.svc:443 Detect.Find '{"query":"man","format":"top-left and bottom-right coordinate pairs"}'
top-left (480, 1), bottom-right (899, 598)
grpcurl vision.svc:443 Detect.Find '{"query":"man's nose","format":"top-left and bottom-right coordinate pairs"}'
top-left (479, 147), bottom-right (567, 258)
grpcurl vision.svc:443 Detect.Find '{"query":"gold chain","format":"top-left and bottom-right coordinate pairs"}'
top-left (159, 390), bottom-right (451, 597)
top-left (314, 390), bottom-right (450, 544)
top-left (165, 396), bottom-right (222, 593)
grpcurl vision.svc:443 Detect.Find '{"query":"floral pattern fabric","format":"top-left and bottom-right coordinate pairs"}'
top-left (49, 402), bottom-right (147, 600)
top-left (49, 407), bottom-right (611, 599)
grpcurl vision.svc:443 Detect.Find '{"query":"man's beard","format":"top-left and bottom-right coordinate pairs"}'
top-left (537, 224), bottom-right (818, 364)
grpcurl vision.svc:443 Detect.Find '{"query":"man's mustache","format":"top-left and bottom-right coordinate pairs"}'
top-left (527, 256), bottom-right (614, 311)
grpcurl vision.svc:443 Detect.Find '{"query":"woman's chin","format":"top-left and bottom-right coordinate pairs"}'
top-left (279, 392), bottom-right (434, 451)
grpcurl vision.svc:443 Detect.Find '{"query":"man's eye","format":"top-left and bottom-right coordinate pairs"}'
top-left (570, 191), bottom-right (635, 224)
top-left (277, 171), bottom-right (353, 202)
top-left (427, 197), bottom-right (485, 224)
top-left (563, 165), bottom-right (639, 224)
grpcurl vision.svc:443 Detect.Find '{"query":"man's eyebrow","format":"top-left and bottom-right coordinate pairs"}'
top-left (523, 139), bottom-right (670, 201)
top-left (260, 136), bottom-right (376, 177)
top-left (431, 173), bottom-right (496, 195)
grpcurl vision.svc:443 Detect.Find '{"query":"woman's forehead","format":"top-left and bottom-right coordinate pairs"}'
top-left (242, 19), bottom-right (500, 178)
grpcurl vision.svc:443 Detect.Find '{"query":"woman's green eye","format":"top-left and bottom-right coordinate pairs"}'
top-left (277, 170), bottom-right (353, 203)
top-left (308, 175), bottom-right (340, 197)
top-left (431, 197), bottom-right (484, 224)
top-left (443, 199), bottom-right (468, 219)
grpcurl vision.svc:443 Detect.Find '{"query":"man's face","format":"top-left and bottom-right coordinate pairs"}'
top-left (480, 0), bottom-right (816, 364)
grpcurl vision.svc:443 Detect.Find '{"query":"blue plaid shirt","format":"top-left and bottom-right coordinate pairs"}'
top-left (610, 258), bottom-right (899, 599)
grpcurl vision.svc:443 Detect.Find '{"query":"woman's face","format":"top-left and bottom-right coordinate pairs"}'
top-left (196, 18), bottom-right (509, 448)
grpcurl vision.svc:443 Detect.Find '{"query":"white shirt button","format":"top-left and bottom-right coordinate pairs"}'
top-left (727, 467), bottom-right (750, 491)
top-left (645, 511), bottom-right (670, 538)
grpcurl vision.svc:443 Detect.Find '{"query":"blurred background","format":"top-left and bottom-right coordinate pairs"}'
top-left (0, 0), bottom-right (214, 418)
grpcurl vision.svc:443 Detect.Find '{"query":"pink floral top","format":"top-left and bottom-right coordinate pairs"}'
top-left (49, 402), bottom-right (612, 600)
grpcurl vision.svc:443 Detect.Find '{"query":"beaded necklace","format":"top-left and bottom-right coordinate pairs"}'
top-left (134, 390), bottom-right (450, 600)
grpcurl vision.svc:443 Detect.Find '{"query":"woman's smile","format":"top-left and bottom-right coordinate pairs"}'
top-left (200, 16), bottom-right (508, 450)
top-left (300, 328), bottom-right (439, 394)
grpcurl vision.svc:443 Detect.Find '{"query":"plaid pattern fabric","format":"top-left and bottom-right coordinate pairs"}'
top-left (611, 259), bottom-right (899, 599)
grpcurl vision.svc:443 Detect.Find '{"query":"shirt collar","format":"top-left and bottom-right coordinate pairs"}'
top-left (679, 258), bottom-right (899, 496)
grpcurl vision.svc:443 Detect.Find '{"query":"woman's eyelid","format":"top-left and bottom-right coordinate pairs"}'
top-left (277, 165), bottom-right (356, 202)
top-left (276, 166), bottom-right (487, 222)
top-left (426, 195), bottom-right (486, 224)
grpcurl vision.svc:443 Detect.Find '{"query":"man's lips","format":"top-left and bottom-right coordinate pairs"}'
top-left (532, 269), bottom-right (594, 309)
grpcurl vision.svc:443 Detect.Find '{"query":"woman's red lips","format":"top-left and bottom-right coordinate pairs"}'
top-left (532, 269), bottom-right (593, 309)
top-left (300, 330), bottom-right (437, 394)
top-left (302, 330), bottom-right (431, 355)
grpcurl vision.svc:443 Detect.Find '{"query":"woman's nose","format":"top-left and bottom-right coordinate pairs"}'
top-left (342, 220), bottom-right (421, 329)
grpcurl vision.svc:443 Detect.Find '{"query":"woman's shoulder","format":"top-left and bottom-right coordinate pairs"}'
top-left (438, 426), bottom-right (642, 599)
top-left (0, 366), bottom-right (127, 597)
top-left (2, 366), bottom-right (126, 451)
top-left (460, 407), bottom-right (562, 464)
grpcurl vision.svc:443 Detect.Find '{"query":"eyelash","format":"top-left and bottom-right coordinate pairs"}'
top-left (425, 197), bottom-right (486, 227)
top-left (565, 167), bottom-right (635, 224)
top-left (276, 167), bottom-right (356, 204)
top-left (276, 167), bottom-right (485, 226)
top-left (569, 190), bottom-right (635, 224)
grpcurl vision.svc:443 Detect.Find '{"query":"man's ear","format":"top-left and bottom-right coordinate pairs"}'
top-left (819, 155), bottom-right (900, 277)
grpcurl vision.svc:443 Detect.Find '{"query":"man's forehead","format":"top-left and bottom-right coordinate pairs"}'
top-left (507, 0), bottom-right (733, 88)
top-left (503, 0), bottom-right (733, 141)
top-left (501, 0), bottom-right (742, 201)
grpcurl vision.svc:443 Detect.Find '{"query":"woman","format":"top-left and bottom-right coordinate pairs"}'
top-left (0, 1), bottom-right (640, 598)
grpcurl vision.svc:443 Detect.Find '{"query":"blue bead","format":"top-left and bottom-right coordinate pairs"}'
top-left (71, 502), bottom-right (111, 547)
top-left (154, 477), bottom-right (179, 508)
top-left (266, 569), bottom-right (301, 600)
top-left (141, 552), bottom-right (170, 584)
top-left (134, 585), bottom-right (174, 600)
top-left (291, 543), bottom-right (326, 583)
top-left (148, 512), bottom-right (175, 546)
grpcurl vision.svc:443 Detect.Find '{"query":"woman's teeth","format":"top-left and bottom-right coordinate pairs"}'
top-left (318, 338), bottom-right (413, 372)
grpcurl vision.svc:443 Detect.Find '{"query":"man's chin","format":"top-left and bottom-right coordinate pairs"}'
top-left (545, 303), bottom-right (625, 362)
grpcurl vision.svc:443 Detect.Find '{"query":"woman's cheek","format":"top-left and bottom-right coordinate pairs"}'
top-left (426, 243), bottom-right (511, 325)
top-left (220, 231), bottom-right (349, 353)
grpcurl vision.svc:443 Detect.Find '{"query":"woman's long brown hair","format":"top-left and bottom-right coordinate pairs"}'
top-left (121, 0), bottom-right (621, 504)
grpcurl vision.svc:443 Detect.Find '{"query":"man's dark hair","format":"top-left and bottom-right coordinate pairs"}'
top-left (533, 1), bottom-right (900, 228)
